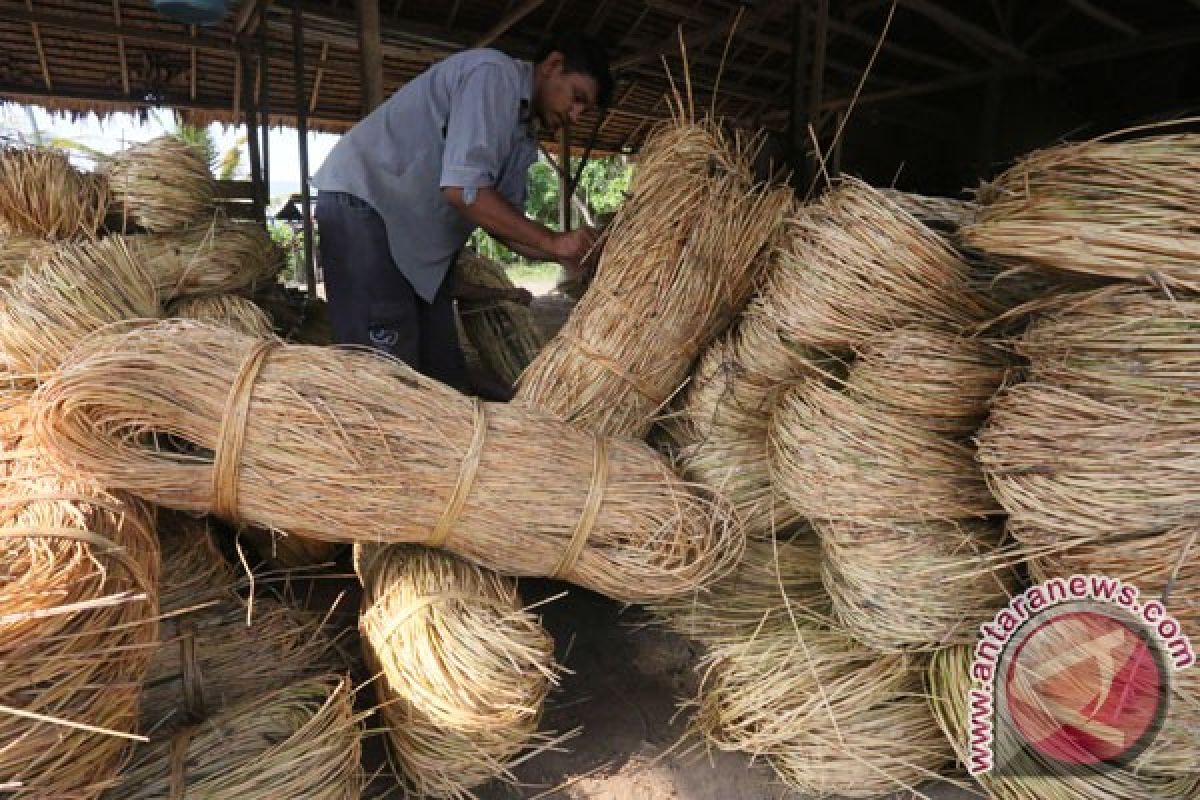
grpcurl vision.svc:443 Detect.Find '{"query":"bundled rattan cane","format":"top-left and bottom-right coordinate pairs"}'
top-left (32, 320), bottom-right (743, 601)
top-left (130, 220), bottom-right (285, 297)
top-left (156, 510), bottom-right (235, 614)
top-left (978, 383), bottom-right (1200, 546)
top-left (106, 675), bottom-right (362, 799)
top-left (0, 439), bottom-right (160, 798)
top-left (928, 645), bottom-right (1200, 800)
top-left (818, 518), bottom-right (1015, 653)
top-left (845, 327), bottom-right (1009, 437)
top-left (648, 531), bottom-right (828, 648)
top-left (761, 179), bottom-right (997, 351)
top-left (876, 188), bottom-right (975, 230)
top-left (102, 135), bottom-right (215, 233)
top-left (962, 132), bottom-right (1200, 292)
top-left (357, 544), bottom-right (560, 798)
top-left (0, 146), bottom-right (109, 238)
top-left (0, 236), bottom-right (158, 384)
top-left (516, 117), bottom-right (793, 437)
top-left (1019, 285), bottom-right (1200, 413)
top-left (455, 250), bottom-right (544, 386)
top-left (769, 380), bottom-right (999, 522)
top-left (0, 235), bottom-right (54, 285)
top-left (695, 620), bottom-right (953, 797)
top-left (167, 293), bottom-right (276, 339)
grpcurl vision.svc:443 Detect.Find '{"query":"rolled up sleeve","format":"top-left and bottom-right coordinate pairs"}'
top-left (440, 65), bottom-right (519, 204)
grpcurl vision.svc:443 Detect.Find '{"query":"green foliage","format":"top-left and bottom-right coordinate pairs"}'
top-left (269, 220), bottom-right (317, 285)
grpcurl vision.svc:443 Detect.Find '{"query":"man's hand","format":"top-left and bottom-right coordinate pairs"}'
top-left (550, 227), bottom-right (598, 272)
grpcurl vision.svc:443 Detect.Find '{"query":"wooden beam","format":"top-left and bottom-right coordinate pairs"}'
top-left (823, 14), bottom-right (963, 73)
top-left (615, 0), bottom-right (793, 71)
top-left (357, 0), bottom-right (385, 114)
top-left (445, 0), bottom-right (462, 30)
top-left (292, 0), bottom-right (317, 302)
top-left (584, 0), bottom-right (616, 35)
top-left (819, 23), bottom-right (1200, 111)
top-left (233, 0), bottom-right (263, 34)
top-left (280, 0), bottom-right (471, 51)
top-left (309, 41), bottom-right (329, 113)
top-left (112, 0), bottom-right (130, 96)
top-left (557, 122), bottom-right (571, 231)
top-left (896, 0), bottom-right (1029, 62)
top-left (189, 25), bottom-right (197, 101)
top-left (476, 0), bottom-right (546, 48)
top-left (789, 2), bottom-right (810, 188)
top-left (808, 0), bottom-right (829, 132)
top-left (258, 8), bottom-right (270, 203)
top-left (1064, 0), bottom-right (1138, 38)
top-left (1021, 6), bottom-right (1071, 50)
top-left (25, 0), bottom-right (53, 91)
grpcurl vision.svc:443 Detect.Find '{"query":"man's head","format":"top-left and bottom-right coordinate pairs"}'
top-left (532, 32), bottom-right (613, 132)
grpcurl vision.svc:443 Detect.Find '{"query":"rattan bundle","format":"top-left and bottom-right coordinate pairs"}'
top-left (844, 327), bottom-right (1009, 437)
top-left (0, 236), bottom-right (158, 384)
top-left (32, 320), bottom-right (743, 601)
top-left (106, 675), bottom-right (362, 799)
top-left (876, 188), bottom-right (975, 230)
top-left (130, 220), bottom-right (285, 297)
top-left (101, 135), bottom-right (215, 233)
top-left (977, 383), bottom-right (1200, 546)
top-left (0, 146), bottom-right (109, 238)
top-left (695, 621), bottom-right (952, 797)
top-left (167, 293), bottom-right (276, 339)
top-left (818, 518), bottom-right (1015, 653)
top-left (0, 235), bottom-right (55, 285)
top-left (761, 179), bottom-right (997, 351)
top-left (962, 133), bottom-right (1200, 292)
top-left (1019, 285), bottom-right (1200, 413)
top-left (1027, 525), bottom-right (1198, 641)
top-left (156, 510), bottom-right (235, 614)
top-left (769, 380), bottom-right (999, 522)
top-left (357, 544), bottom-right (559, 798)
top-left (0, 439), bottom-right (159, 798)
top-left (648, 531), bottom-right (828, 648)
top-left (238, 526), bottom-right (342, 570)
top-left (455, 249), bottom-right (544, 386)
top-left (516, 118), bottom-right (793, 437)
top-left (928, 645), bottom-right (1200, 800)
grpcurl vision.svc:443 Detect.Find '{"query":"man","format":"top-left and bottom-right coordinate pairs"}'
top-left (313, 32), bottom-right (613, 398)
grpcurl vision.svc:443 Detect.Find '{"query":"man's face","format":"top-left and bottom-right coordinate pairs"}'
top-left (534, 52), bottom-right (599, 132)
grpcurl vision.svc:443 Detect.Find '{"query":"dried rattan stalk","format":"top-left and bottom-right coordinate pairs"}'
top-left (357, 544), bottom-right (560, 798)
top-left (695, 621), bottom-right (952, 798)
top-left (32, 320), bottom-right (743, 601)
top-left (761, 179), bottom-right (997, 350)
top-left (0, 236), bottom-right (158, 384)
top-left (876, 188), bottom-right (976, 230)
top-left (129, 220), bottom-right (285, 297)
top-left (768, 380), bottom-right (999, 522)
top-left (167, 293), bottom-right (276, 339)
top-left (156, 510), bottom-right (235, 614)
top-left (818, 518), bottom-right (1015, 653)
top-left (140, 596), bottom-right (343, 734)
top-left (455, 250), bottom-right (544, 386)
top-left (0, 146), bottom-right (108, 238)
top-left (844, 326), bottom-right (1009, 437)
top-left (977, 383), bottom-right (1200, 546)
top-left (0, 234), bottom-right (55, 285)
top-left (516, 119), bottom-right (793, 437)
top-left (107, 675), bottom-right (362, 799)
top-left (962, 133), bottom-right (1200, 292)
top-left (101, 136), bottom-right (215, 233)
top-left (647, 531), bottom-right (828, 648)
top-left (1027, 525), bottom-right (1199, 647)
top-left (1019, 285), bottom-right (1200, 413)
top-left (238, 526), bottom-right (342, 570)
top-left (928, 645), bottom-right (1200, 800)
top-left (0, 440), bottom-right (159, 798)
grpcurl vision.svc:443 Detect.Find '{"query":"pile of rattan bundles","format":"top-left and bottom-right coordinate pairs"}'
top-left (30, 320), bottom-right (742, 602)
top-left (961, 132), bottom-right (1200, 293)
top-left (167, 293), bottom-right (276, 339)
top-left (105, 675), bottom-right (363, 799)
top-left (454, 249), bottom-right (545, 386)
top-left (357, 544), bottom-right (562, 797)
top-left (101, 135), bottom-right (215, 233)
top-left (876, 188), bottom-right (976, 231)
top-left (140, 512), bottom-right (344, 734)
top-left (516, 116), bottom-right (793, 437)
top-left (694, 616), bottom-right (954, 797)
top-left (647, 533), bottom-right (828, 648)
top-left (929, 646), bottom-right (1200, 800)
top-left (0, 235), bottom-right (54, 285)
top-left (0, 145), bottom-right (109, 239)
top-left (0, 426), bottom-right (160, 797)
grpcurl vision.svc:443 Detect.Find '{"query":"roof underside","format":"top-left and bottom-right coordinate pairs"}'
top-left (1, 1), bottom-right (1199, 169)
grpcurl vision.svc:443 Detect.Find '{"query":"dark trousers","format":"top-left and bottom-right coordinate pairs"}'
top-left (315, 191), bottom-right (467, 391)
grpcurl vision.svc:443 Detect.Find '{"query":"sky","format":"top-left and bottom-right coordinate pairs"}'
top-left (0, 102), bottom-right (340, 204)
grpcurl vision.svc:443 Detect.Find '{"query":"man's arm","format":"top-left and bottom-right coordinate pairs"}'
top-left (442, 186), bottom-right (596, 267)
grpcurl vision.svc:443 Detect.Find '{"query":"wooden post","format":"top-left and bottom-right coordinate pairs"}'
top-left (808, 0), bottom-right (830, 171)
top-left (558, 122), bottom-right (572, 231)
top-left (258, 7), bottom-right (271, 209)
top-left (293, 2), bottom-right (317, 303)
top-left (788, 2), bottom-right (810, 190)
top-left (239, 43), bottom-right (265, 223)
top-left (357, 0), bottom-right (385, 114)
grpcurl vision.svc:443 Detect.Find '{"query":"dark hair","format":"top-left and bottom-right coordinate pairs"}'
top-left (536, 32), bottom-right (614, 108)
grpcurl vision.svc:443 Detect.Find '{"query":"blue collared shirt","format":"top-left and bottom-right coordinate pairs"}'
top-left (313, 49), bottom-right (537, 302)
